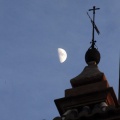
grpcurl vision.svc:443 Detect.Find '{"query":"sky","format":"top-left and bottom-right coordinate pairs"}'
top-left (0, 0), bottom-right (119, 120)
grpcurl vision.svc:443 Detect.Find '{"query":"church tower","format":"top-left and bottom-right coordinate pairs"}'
top-left (53, 6), bottom-right (120, 120)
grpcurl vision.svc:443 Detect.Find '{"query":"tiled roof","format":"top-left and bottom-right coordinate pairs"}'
top-left (53, 105), bottom-right (120, 120)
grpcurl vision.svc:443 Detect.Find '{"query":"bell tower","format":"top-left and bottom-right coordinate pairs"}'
top-left (53, 6), bottom-right (120, 120)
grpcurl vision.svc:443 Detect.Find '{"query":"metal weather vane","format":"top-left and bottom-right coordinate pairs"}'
top-left (87, 6), bottom-right (100, 49)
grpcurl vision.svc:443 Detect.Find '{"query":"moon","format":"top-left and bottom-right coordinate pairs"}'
top-left (58, 48), bottom-right (67, 63)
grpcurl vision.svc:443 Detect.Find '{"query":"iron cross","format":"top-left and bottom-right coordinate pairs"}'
top-left (88, 6), bottom-right (100, 49)
top-left (89, 6), bottom-right (100, 15)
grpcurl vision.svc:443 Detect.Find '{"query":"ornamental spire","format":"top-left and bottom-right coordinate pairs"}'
top-left (87, 6), bottom-right (100, 49)
top-left (85, 6), bottom-right (101, 65)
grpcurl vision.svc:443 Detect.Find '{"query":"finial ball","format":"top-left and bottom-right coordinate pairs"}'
top-left (85, 48), bottom-right (100, 65)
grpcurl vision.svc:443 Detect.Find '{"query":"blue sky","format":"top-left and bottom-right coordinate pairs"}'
top-left (0, 0), bottom-right (119, 120)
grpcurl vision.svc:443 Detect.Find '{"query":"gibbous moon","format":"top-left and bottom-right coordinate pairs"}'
top-left (58, 48), bottom-right (67, 63)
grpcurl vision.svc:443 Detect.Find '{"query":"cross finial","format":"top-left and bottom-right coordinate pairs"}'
top-left (89, 6), bottom-right (100, 14)
top-left (87, 6), bottom-right (100, 49)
